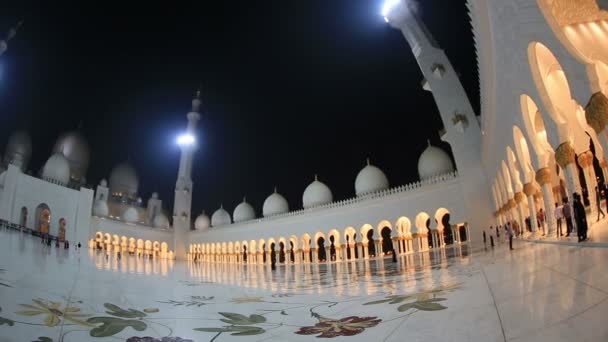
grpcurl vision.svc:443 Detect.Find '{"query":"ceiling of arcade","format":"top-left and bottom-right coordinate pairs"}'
top-left (542, 0), bottom-right (608, 26)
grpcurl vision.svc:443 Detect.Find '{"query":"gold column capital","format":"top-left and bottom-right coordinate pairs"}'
top-left (577, 150), bottom-right (594, 168)
top-left (514, 192), bottom-right (524, 203)
top-left (555, 142), bottom-right (576, 168)
top-left (535, 167), bottom-right (552, 185)
top-left (523, 182), bottom-right (536, 196)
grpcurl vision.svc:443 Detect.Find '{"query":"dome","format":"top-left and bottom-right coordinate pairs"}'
top-left (109, 163), bottom-right (139, 197)
top-left (3, 131), bottom-right (32, 170)
top-left (211, 206), bottom-right (231, 227)
top-left (263, 189), bottom-right (289, 217)
top-left (233, 198), bottom-right (256, 223)
top-left (122, 207), bottom-right (139, 223)
top-left (100, 179), bottom-right (108, 187)
top-left (42, 153), bottom-right (71, 186)
top-left (355, 160), bottom-right (389, 196)
top-left (303, 176), bottom-right (333, 209)
top-left (417, 143), bottom-right (455, 180)
top-left (152, 213), bottom-right (170, 229)
top-left (194, 212), bottom-right (210, 230)
top-left (93, 199), bottom-right (109, 217)
top-left (52, 131), bottom-right (90, 183)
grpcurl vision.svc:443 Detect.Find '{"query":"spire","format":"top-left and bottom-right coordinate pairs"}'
top-left (273, 186), bottom-right (277, 193)
top-left (314, 174), bottom-right (318, 181)
top-left (427, 139), bottom-right (431, 147)
top-left (243, 196), bottom-right (247, 202)
top-left (192, 87), bottom-right (202, 113)
top-left (366, 158), bottom-right (370, 166)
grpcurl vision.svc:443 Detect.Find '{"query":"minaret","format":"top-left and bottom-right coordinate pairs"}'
top-left (384, 1), bottom-right (492, 243)
top-left (173, 90), bottom-right (201, 259)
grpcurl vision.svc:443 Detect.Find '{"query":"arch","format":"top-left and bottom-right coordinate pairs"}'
top-left (112, 234), bottom-right (120, 246)
top-left (221, 242), bottom-right (227, 254)
top-left (501, 160), bottom-right (515, 198)
top-left (144, 240), bottom-right (152, 251)
top-left (520, 94), bottom-right (555, 168)
top-left (136, 239), bottom-right (144, 249)
top-left (434, 208), bottom-right (450, 228)
top-left (507, 146), bottom-right (524, 192)
top-left (327, 229), bottom-right (340, 246)
top-left (300, 234), bottom-right (311, 249)
top-left (289, 235), bottom-right (299, 250)
top-left (257, 239), bottom-right (266, 253)
top-left (161, 242), bottom-right (168, 253)
top-left (376, 219), bottom-right (392, 233)
top-left (228, 241), bottom-right (234, 254)
top-left (104, 233), bottom-right (111, 245)
top-left (153, 241), bottom-right (160, 251)
top-left (315, 232), bottom-right (327, 262)
top-left (396, 216), bottom-right (412, 237)
top-left (344, 226), bottom-right (357, 241)
top-left (249, 240), bottom-right (257, 253)
top-left (120, 236), bottom-right (128, 247)
top-left (513, 125), bottom-right (536, 182)
top-left (415, 212), bottom-right (430, 235)
top-left (95, 231), bottom-right (103, 241)
top-left (35, 203), bottom-right (51, 235)
top-left (359, 224), bottom-right (373, 242)
top-left (128, 237), bottom-right (136, 249)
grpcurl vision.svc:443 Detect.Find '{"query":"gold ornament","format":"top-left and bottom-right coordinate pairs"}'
top-left (577, 150), bottom-right (594, 168)
top-left (555, 142), bottom-right (575, 168)
top-left (585, 92), bottom-right (608, 133)
top-left (508, 199), bottom-right (517, 209)
top-left (535, 167), bottom-right (552, 185)
top-left (514, 192), bottom-right (524, 203)
top-left (523, 182), bottom-right (536, 196)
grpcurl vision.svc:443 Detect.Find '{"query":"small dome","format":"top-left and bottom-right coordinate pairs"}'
top-left (93, 199), bottom-right (109, 217)
top-left (233, 198), bottom-right (256, 223)
top-left (355, 160), bottom-right (389, 196)
top-left (152, 213), bottom-right (170, 229)
top-left (100, 179), bottom-right (108, 187)
top-left (211, 206), bottom-right (231, 227)
top-left (263, 189), bottom-right (289, 217)
top-left (109, 163), bottom-right (139, 197)
top-left (417, 143), bottom-right (454, 180)
top-left (303, 176), bottom-right (333, 209)
top-left (194, 212), bottom-right (210, 230)
top-left (53, 131), bottom-right (90, 183)
top-left (122, 207), bottom-right (139, 223)
top-left (42, 153), bottom-right (71, 186)
top-left (3, 131), bottom-right (32, 170)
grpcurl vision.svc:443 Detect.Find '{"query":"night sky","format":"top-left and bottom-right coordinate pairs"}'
top-left (0, 0), bottom-right (478, 218)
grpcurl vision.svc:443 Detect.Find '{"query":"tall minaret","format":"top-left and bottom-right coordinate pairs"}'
top-left (173, 90), bottom-right (201, 259)
top-left (0, 21), bottom-right (23, 58)
top-left (384, 1), bottom-right (492, 243)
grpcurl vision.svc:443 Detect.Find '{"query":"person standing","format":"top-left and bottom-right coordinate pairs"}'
top-left (507, 222), bottom-right (514, 250)
top-left (554, 202), bottom-right (563, 238)
top-left (483, 228), bottom-right (487, 246)
top-left (596, 186), bottom-right (606, 222)
top-left (573, 193), bottom-right (588, 242)
top-left (563, 198), bottom-right (573, 237)
top-left (538, 208), bottom-right (546, 236)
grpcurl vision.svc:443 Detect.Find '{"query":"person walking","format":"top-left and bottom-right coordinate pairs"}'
top-left (573, 193), bottom-right (588, 242)
top-left (596, 186), bottom-right (606, 222)
top-left (483, 228), bottom-right (488, 247)
top-left (563, 198), bottom-right (573, 237)
top-left (554, 202), bottom-right (563, 237)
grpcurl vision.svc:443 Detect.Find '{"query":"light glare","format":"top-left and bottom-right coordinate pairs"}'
top-left (382, 0), bottom-right (401, 18)
top-left (177, 134), bottom-right (195, 146)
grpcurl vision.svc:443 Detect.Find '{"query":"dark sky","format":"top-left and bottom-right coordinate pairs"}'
top-left (0, 0), bottom-right (478, 217)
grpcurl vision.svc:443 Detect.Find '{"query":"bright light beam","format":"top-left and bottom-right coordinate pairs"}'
top-left (177, 134), bottom-right (195, 146)
top-left (382, 0), bottom-right (401, 22)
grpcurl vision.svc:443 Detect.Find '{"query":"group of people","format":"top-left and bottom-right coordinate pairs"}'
top-left (485, 190), bottom-right (591, 249)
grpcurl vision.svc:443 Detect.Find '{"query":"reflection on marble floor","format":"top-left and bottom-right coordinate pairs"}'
top-left (0, 229), bottom-right (607, 341)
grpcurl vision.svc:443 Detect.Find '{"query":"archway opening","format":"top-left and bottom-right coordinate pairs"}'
top-left (317, 237), bottom-right (326, 262)
top-left (58, 218), bottom-right (66, 242)
top-left (35, 204), bottom-right (51, 235)
top-left (380, 227), bottom-right (392, 255)
top-left (366, 229), bottom-right (376, 257)
top-left (20, 207), bottom-right (27, 227)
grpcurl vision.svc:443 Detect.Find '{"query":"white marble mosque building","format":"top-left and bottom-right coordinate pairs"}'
top-left (1, 0), bottom-right (607, 264)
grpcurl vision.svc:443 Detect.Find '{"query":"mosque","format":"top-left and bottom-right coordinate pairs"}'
top-left (0, 0), bottom-right (606, 265)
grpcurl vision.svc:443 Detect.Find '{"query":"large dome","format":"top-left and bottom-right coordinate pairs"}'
top-left (263, 189), bottom-right (289, 217)
top-left (417, 144), bottom-right (455, 180)
top-left (211, 206), bottom-right (231, 227)
top-left (42, 153), bottom-right (71, 186)
top-left (3, 131), bottom-right (32, 170)
top-left (152, 213), bottom-right (170, 229)
top-left (303, 176), bottom-right (333, 209)
top-left (355, 161), bottom-right (389, 196)
top-left (233, 198), bottom-right (256, 223)
top-left (93, 199), bottom-right (109, 217)
top-left (122, 206), bottom-right (139, 223)
top-left (194, 212), bottom-right (210, 230)
top-left (53, 131), bottom-right (90, 183)
top-left (109, 163), bottom-right (139, 197)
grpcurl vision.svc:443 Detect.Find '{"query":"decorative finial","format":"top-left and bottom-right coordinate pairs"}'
top-left (220, 203), bottom-right (223, 209)
top-left (427, 139), bottom-right (431, 147)
top-left (192, 87), bottom-right (202, 113)
top-left (314, 174), bottom-right (318, 181)
top-left (366, 158), bottom-right (370, 166)
top-left (243, 196), bottom-right (247, 202)
top-left (273, 186), bottom-right (277, 193)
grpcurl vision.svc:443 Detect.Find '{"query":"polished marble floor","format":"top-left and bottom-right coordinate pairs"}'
top-left (0, 229), bottom-right (606, 342)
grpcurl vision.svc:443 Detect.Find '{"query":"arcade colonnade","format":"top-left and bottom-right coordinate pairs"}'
top-left (189, 208), bottom-right (470, 265)
top-left (492, 0), bottom-right (608, 236)
top-left (91, 231), bottom-right (175, 259)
